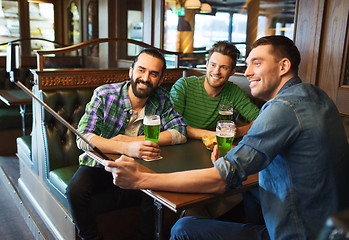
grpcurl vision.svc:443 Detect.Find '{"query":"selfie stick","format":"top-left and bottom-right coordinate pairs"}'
top-left (6, 43), bottom-right (112, 163)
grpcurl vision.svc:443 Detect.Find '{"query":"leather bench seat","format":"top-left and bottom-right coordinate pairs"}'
top-left (16, 135), bottom-right (32, 167)
top-left (49, 165), bottom-right (79, 194)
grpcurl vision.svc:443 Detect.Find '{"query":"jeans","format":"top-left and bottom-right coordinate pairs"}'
top-left (171, 217), bottom-right (269, 240)
top-left (243, 188), bottom-right (265, 225)
top-left (171, 188), bottom-right (269, 240)
top-left (66, 165), bottom-right (154, 240)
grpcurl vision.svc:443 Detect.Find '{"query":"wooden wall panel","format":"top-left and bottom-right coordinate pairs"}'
top-left (337, 88), bottom-right (349, 114)
top-left (317, 0), bottom-right (348, 103)
top-left (294, 0), bottom-right (325, 84)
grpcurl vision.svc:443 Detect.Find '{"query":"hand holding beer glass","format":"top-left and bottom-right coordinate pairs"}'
top-left (216, 120), bottom-right (235, 158)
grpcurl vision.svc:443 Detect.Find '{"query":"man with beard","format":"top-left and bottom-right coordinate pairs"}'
top-left (66, 48), bottom-right (187, 240)
top-left (170, 41), bottom-right (260, 139)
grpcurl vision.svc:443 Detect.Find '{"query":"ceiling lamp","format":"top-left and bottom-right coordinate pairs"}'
top-left (200, 3), bottom-right (212, 13)
top-left (184, 0), bottom-right (201, 9)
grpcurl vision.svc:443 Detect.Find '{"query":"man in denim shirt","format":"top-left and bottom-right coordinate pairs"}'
top-left (104, 36), bottom-right (349, 239)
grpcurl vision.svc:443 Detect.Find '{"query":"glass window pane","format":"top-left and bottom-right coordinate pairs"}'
top-left (87, 0), bottom-right (99, 56)
top-left (232, 13), bottom-right (247, 43)
top-left (164, 8), bottom-right (178, 52)
top-left (257, 15), bottom-right (268, 38)
top-left (29, 2), bottom-right (55, 51)
top-left (232, 13), bottom-right (247, 62)
top-left (87, 0), bottom-right (98, 40)
top-left (163, 2), bottom-right (181, 68)
top-left (68, 1), bottom-right (80, 45)
top-left (127, 10), bottom-right (143, 56)
top-left (193, 12), bottom-right (230, 50)
top-left (0, 0), bottom-right (19, 56)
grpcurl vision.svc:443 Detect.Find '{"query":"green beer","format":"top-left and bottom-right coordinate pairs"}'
top-left (219, 110), bottom-right (234, 121)
top-left (216, 133), bottom-right (234, 157)
top-left (216, 120), bottom-right (235, 158)
top-left (143, 115), bottom-right (161, 144)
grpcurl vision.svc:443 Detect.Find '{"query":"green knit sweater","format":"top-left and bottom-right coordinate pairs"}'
top-left (170, 75), bottom-right (260, 129)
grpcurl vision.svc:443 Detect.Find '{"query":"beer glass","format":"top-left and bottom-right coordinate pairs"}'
top-left (143, 115), bottom-right (161, 144)
top-left (219, 104), bottom-right (234, 121)
top-left (216, 120), bottom-right (235, 158)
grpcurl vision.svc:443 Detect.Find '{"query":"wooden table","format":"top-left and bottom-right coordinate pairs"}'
top-left (0, 90), bottom-right (32, 136)
top-left (89, 139), bottom-right (258, 240)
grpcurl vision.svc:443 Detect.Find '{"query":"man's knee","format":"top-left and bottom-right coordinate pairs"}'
top-left (171, 217), bottom-right (196, 239)
top-left (65, 166), bottom-right (93, 201)
top-left (65, 182), bottom-right (76, 200)
top-left (65, 177), bottom-right (87, 203)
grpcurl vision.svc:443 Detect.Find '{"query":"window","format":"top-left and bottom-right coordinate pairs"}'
top-left (87, 0), bottom-right (98, 56)
top-left (163, 0), bottom-right (297, 71)
top-left (127, 10), bottom-right (143, 56)
top-left (0, 0), bottom-right (19, 56)
top-left (29, 2), bottom-right (55, 51)
top-left (164, 8), bottom-right (178, 52)
top-left (194, 12), bottom-right (230, 50)
top-left (67, 1), bottom-right (80, 45)
top-left (231, 13), bottom-right (247, 64)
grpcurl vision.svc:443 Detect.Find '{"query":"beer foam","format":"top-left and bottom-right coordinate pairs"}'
top-left (219, 110), bottom-right (234, 115)
top-left (143, 115), bottom-right (160, 125)
top-left (216, 132), bottom-right (234, 138)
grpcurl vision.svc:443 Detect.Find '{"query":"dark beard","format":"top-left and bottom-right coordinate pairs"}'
top-left (130, 77), bottom-right (156, 99)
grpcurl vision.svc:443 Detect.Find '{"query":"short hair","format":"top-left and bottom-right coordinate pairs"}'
top-left (208, 41), bottom-right (240, 69)
top-left (132, 48), bottom-right (167, 78)
top-left (251, 35), bottom-right (301, 75)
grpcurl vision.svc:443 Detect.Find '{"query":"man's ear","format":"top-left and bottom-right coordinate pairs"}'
top-left (129, 67), bottom-right (133, 79)
top-left (279, 58), bottom-right (291, 76)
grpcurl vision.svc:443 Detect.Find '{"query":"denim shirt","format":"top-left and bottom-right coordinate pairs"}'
top-left (214, 76), bottom-right (349, 239)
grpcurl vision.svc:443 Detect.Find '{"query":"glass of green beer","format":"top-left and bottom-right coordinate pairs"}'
top-left (216, 120), bottom-right (235, 158)
top-left (143, 115), bottom-right (161, 144)
top-left (219, 104), bottom-right (234, 121)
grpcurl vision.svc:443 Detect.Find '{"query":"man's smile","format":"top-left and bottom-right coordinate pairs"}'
top-left (248, 78), bottom-right (259, 88)
top-left (136, 79), bottom-right (152, 90)
top-left (210, 74), bottom-right (222, 81)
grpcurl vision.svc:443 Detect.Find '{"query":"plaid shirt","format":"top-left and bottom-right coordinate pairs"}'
top-left (78, 81), bottom-right (187, 166)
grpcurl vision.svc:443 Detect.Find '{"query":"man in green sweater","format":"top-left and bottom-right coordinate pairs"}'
top-left (170, 41), bottom-right (260, 139)
top-left (170, 41), bottom-right (260, 217)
